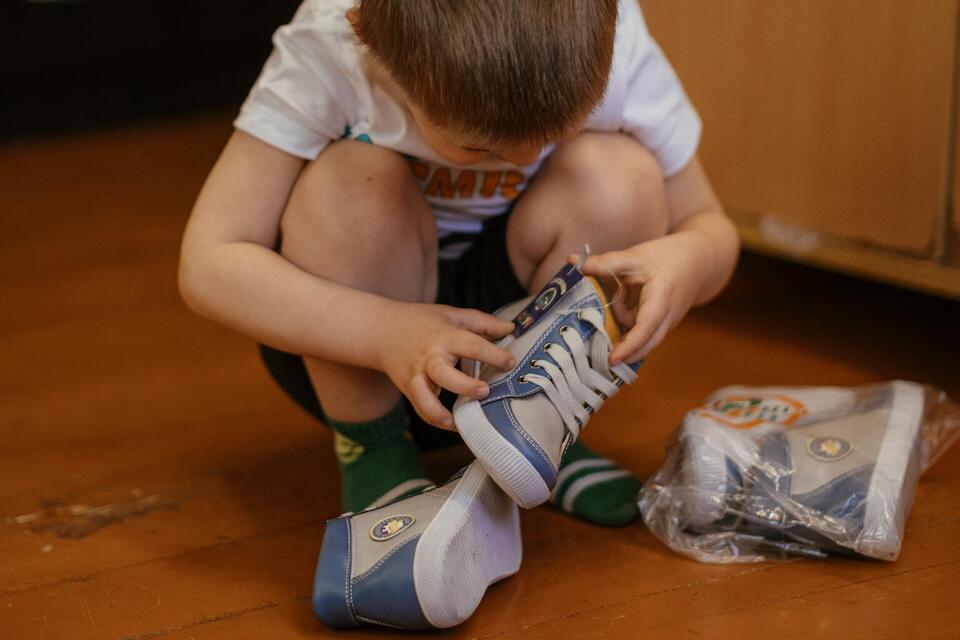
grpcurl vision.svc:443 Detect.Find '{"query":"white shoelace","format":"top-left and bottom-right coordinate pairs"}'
top-left (519, 308), bottom-right (637, 439)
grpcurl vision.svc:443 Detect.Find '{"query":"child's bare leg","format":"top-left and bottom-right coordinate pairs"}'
top-left (280, 140), bottom-right (437, 421)
top-left (279, 140), bottom-right (437, 509)
top-left (504, 132), bottom-right (669, 526)
top-left (507, 132), bottom-right (668, 291)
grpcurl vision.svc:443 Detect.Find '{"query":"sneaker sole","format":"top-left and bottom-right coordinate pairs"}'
top-left (856, 380), bottom-right (925, 560)
top-left (454, 400), bottom-right (552, 509)
top-left (414, 462), bottom-right (522, 628)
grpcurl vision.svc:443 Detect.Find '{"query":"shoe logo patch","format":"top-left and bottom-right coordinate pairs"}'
top-left (512, 266), bottom-right (582, 337)
top-left (697, 394), bottom-right (808, 430)
top-left (535, 286), bottom-right (559, 312)
top-left (806, 436), bottom-right (852, 462)
top-left (514, 310), bottom-right (535, 334)
top-left (369, 515), bottom-right (416, 541)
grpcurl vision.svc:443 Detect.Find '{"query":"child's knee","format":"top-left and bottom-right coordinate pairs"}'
top-left (282, 140), bottom-right (427, 243)
top-left (280, 140), bottom-right (435, 296)
top-left (553, 133), bottom-right (669, 239)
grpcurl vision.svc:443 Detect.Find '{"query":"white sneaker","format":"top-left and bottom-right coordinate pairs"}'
top-left (671, 381), bottom-right (926, 560)
top-left (454, 264), bottom-right (638, 508)
top-left (312, 461), bottom-right (522, 629)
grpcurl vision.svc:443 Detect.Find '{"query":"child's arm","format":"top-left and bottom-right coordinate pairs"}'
top-left (179, 132), bottom-right (514, 427)
top-left (577, 156), bottom-right (740, 364)
top-left (180, 130), bottom-right (383, 365)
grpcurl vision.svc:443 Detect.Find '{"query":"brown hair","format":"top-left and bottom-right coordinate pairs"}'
top-left (356, 0), bottom-right (618, 148)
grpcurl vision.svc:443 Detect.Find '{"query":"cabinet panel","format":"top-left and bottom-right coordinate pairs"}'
top-left (952, 87), bottom-right (960, 267)
top-left (641, 0), bottom-right (957, 255)
top-left (955, 124), bottom-right (960, 236)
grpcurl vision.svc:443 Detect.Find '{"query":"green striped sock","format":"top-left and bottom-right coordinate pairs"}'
top-left (549, 440), bottom-right (641, 526)
top-left (327, 402), bottom-right (432, 513)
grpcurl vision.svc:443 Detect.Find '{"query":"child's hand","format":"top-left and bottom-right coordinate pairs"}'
top-left (573, 233), bottom-right (708, 364)
top-left (376, 302), bottom-right (516, 430)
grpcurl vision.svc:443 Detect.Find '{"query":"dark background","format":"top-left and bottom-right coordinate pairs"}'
top-left (1, 0), bottom-right (301, 140)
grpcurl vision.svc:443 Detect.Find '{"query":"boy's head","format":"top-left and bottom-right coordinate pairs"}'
top-left (351, 0), bottom-right (619, 166)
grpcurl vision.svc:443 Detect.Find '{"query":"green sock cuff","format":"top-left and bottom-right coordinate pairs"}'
top-left (560, 439), bottom-right (596, 466)
top-left (327, 401), bottom-right (411, 449)
top-left (328, 402), bottom-right (428, 513)
top-left (554, 439), bottom-right (641, 527)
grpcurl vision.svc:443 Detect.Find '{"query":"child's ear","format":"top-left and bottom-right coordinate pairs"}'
top-left (346, 8), bottom-right (366, 43)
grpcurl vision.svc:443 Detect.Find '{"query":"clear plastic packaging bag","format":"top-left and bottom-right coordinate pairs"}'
top-left (639, 381), bottom-right (960, 563)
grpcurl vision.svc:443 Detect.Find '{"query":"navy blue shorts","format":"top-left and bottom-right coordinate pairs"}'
top-left (259, 213), bottom-right (527, 450)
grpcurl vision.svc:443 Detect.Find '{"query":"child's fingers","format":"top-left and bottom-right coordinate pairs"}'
top-left (455, 333), bottom-right (516, 371)
top-left (610, 283), bottom-right (669, 364)
top-left (448, 307), bottom-right (515, 338)
top-left (611, 297), bottom-right (636, 330)
top-left (633, 317), bottom-right (672, 361)
top-left (618, 316), bottom-right (671, 363)
top-left (426, 356), bottom-right (489, 400)
top-left (571, 251), bottom-right (632, 278)
top-left (407, 374), bottom-right (454, 430)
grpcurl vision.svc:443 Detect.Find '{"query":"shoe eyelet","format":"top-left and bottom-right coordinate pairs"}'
top-left (519, 375), bottom-right (529, 384)
top-left (576, 311), bottom-right (585, 320)
top-left (531, 360), bottom-right (544, 369)
top-left (560, 326), bottom-right (571, 335)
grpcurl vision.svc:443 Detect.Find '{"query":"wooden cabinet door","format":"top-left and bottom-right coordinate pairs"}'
top-left (952, 91), bottom-right (960, 267)
top-left (640, 0), bottom-right (958, 256)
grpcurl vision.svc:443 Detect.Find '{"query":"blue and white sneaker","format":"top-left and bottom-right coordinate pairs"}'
top-left (312, 461), bottom-right (521, 630)
top-left (669, 381), bottom-right (926, 560)
top-left (454, 264), bottom-right (639, 509)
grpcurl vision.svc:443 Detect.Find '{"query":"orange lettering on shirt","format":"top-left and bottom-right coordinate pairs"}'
top-left (409, 159), bottom-right (429, 181)
top-left (452, 170), bottom-right (476, 197)
top-left (500, 170), bottom-right (524, 199)
top-left (426, 169), bottom-right (477, 198)
top-left (481, 171), bottom-right (502, 198)
top-left (425, 168), bottom-right (452, 197)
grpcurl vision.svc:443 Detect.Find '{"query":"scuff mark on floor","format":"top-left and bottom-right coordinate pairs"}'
top-left (119, 600), bottom-right (282, 640)
top-left (5, 491), bottom-right (180, 539)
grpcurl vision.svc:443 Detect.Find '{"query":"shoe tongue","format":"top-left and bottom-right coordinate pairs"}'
top-left (510, 264), bottom-right (585, 337)
top-left (509, 264), bottom-right (623, 342)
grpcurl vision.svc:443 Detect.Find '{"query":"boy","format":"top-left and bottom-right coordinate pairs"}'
top-left (178, 0), bottom-right (739, 526)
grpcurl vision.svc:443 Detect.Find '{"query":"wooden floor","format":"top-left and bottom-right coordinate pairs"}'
top-left (2, 112), bottom-right (960, 640)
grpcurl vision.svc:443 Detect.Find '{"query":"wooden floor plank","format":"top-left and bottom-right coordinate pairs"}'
top-left (2, 112), bottom-right (959, 638)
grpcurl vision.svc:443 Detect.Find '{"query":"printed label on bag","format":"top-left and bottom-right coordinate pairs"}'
top-left (697, 395), bottom-right (809, 429)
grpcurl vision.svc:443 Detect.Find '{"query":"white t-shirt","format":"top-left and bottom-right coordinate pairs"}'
top-left (235, 0), bottom-right (701, 257)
